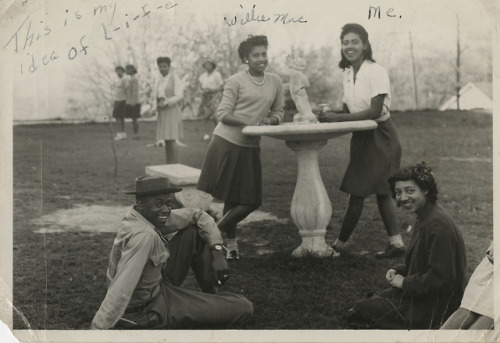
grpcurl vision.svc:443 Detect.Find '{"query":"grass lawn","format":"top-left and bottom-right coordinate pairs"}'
top-left (12, 110), bottom-right (492, 330)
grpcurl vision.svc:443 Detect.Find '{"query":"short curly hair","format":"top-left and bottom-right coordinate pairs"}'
top-left (238, 35), bottom-right (268, 63)
top-left (388, 161), bottom-right (438, 204)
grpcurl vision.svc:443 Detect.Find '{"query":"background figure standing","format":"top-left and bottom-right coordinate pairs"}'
top-left (197, 61), bottom-right (224, 141)
top-left (116, 64), bottom-right (141, 140)
top-left (155, 57), bottom-right (184, 164)
top-left (112, 66), bottom-right (127, 139)
top-left (196, 35), bottom-right (284, 260)
top-left (319, 23), bottom-right (404, 258)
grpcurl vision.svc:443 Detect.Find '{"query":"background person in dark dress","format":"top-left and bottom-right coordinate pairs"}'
top-left (124, 64), bottom-right (141, 140)
top-left (112, 66), bottom-right (128, 140)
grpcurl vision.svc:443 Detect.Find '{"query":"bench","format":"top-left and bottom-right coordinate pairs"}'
top-left (145, 164), bottom-right (213, 210)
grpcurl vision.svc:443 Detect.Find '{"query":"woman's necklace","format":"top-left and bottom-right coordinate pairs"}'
top-left (245, 69), bottom-right (266, 86)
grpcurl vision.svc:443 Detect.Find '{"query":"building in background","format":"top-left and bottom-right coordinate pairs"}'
top-left (439, 82), bottom-right (493, 111)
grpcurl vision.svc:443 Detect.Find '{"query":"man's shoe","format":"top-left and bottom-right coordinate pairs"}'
top-left (331, 244), bottom-right (341, 257)
top-left (226, 249), bottom-right (240, 260)
top-left (375, 244), bottom-right (405, 259)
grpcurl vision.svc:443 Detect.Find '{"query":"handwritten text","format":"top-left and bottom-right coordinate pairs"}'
top-left (368, 6), bottom-right (402, 19)
top-left (224, 4), bottom-right (307, 27)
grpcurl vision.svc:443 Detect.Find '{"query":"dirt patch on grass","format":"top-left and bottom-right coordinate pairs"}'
top-left (31, 202), bottom-right (290, 256)
top-left (32, 204), bottom-right (130, 233)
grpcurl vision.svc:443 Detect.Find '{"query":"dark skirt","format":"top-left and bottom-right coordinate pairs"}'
top-left (197, 135), bottom-right (262, 205)
top-left (340, 118), bottom-right (402, 197)
top-left (124, 104), bottom-right (141, 119)
top-left (112, 100), bottom-right (126, 118)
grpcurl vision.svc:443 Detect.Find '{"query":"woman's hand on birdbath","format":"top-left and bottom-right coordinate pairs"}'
top-left (317, 111), bottom-right (343, 123)
top-left (259, 117), bottom-right (279, 126)
top-left (251, 117), bottom-right (279, 126)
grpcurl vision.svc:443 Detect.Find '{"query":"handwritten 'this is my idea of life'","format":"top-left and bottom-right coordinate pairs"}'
top-left (2, 1), bottom-right (178, 75)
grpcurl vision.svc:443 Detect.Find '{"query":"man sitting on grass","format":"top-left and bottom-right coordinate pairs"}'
top-left (91, 176), bottom-right (253, 329)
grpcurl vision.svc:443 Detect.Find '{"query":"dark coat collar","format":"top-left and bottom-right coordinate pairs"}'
top-left (416, 201), bottom-right (436, 223)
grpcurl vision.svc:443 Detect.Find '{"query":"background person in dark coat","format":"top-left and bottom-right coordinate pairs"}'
top-left (347, 162), bottom-right (467, 329)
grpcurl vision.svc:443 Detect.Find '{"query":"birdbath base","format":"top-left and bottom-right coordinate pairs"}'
top-left (286, 139), bottom-right (333, 257)
top-left (292, 235), bottom-right (334, 257)
top-left (242, 120), bottom-right (378, 258)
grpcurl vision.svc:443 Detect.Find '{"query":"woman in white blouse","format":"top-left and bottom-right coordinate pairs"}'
top-left (198, 61), bottom-right (224, 140)
top-left (155, 56), bottom-right (184, 164)
top-left (319, 23), bottom-right (403, 259)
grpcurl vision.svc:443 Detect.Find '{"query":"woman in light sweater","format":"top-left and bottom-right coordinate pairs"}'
top-left (197, 35), bottom-right (284, 260)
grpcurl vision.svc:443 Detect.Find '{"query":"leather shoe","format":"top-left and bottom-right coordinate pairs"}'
top-left (375, 244), bottom-right (405, 259)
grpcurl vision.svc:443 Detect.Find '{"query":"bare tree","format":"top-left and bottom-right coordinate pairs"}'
top-left (456, 14), bottom-right (461, 110)
top-left (408, 30), bottom-right (419, 110)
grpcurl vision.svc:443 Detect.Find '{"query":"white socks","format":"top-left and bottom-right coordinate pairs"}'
top-left (114, 132), bottom-right (127, 140)
top-left (227, 238), bottom-right (238, 251)
top-left (389, 234), bottom-right (404, 248)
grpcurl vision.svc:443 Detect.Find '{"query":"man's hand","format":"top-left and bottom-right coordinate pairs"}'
top-left (211, 250), bottom-right (229, 286)
top-left (389, 274), bottom-right (405, 289)
top-left (385, 268), bottom-right (396, 283)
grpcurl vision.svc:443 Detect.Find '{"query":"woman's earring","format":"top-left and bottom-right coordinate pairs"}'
top-left (245, 60), bottom-right (249, 63)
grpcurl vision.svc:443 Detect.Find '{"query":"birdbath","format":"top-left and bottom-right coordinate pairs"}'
top-left (242, 55), bottom-right (378, 257)
top-left (243, 121), bottom-right (376, 257)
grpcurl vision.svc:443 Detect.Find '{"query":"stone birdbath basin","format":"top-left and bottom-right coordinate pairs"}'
top-left (243, 121), bottom-right (377, 257)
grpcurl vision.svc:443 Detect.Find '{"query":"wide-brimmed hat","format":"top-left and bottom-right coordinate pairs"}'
top-left (203, 60), bottom-right (216, 68)
top-left (123, 176), bottom-right (182, 196)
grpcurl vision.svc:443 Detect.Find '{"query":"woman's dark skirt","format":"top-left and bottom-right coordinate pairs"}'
top-left (197, 135), bottom-right (262, 205)
top-left (124, 104), bottom-right (141, 119)
top-left (112, 100), bottom-right (126, 118)
top-left (340, 118), bottom-right (402, 197)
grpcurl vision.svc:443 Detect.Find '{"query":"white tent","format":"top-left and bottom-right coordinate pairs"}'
top-left (439, 82), bottom-right (492, 111)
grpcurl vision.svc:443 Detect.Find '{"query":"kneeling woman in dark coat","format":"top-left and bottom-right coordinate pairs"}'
top-left (348, 162), bottom-right (467, 329)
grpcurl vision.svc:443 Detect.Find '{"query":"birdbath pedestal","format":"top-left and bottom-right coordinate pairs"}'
top-left (243, 121), bottom-right (378, 257)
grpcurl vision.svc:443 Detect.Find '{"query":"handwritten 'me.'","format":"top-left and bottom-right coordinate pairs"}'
top-left (224, 4), bottom-right (307, 27)
top-left (368, 6), bottom-right (402, 19)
